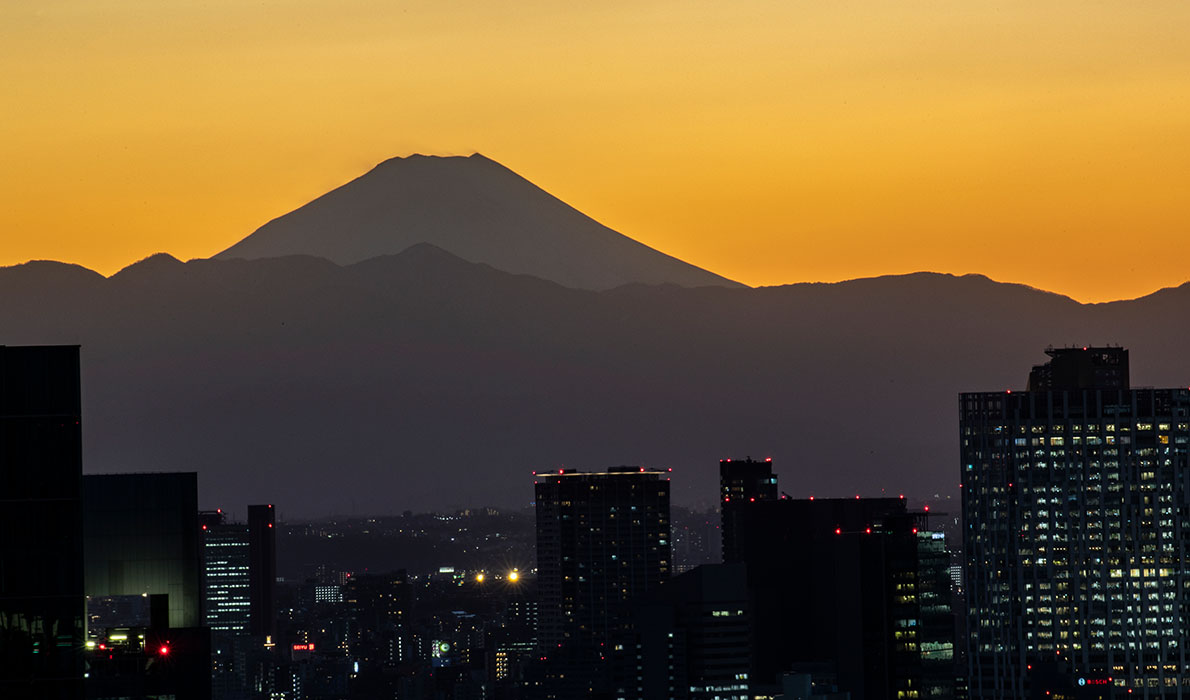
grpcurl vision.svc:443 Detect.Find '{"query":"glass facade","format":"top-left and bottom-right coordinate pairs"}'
top-left (0, 345), bottom-right (85, 699)
top-left (83, 473), bottom-right (201, 630)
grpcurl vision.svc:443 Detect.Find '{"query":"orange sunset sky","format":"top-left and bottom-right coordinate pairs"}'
top-left (2, 1), bottom-right (1187, 302)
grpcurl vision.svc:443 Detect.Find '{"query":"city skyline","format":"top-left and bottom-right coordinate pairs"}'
top-left (3, 2), bottom-right (1189, 302)
top-left (8, 341), bottom-right (1190, 697)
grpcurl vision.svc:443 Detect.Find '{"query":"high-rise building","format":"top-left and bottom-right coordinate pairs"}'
top-left (83, 473), bottom-right (202, 629)
top-left (532, 467), bottom-right (671, 698)
top-left (719, 457), bottom-right (778, 563)
top-left (961, 346), bottom-right (1190, 698)
top-left (0, 345), bottom-right (85, 699)
top-left (728, 494), bottom-right (954, 699)
top-left (247, 505), bottom-right (276, 638)
top-left (535, 467), bottom-right (671, 651)
top-left (199, 504), bottom-right (276, 637)
top-left (199, 505), bottom-right (277, 700)
top-left (199, 510), bottom-right (251, 633)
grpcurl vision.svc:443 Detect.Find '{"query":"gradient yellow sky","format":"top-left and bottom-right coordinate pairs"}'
top-left (2, 1), bottom-right (1187, 301)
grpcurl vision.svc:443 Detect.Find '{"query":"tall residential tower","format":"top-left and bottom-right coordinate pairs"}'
top-left (532, 467), bottom-right (670, 698)
top-left (534, 467), bottom-right (671, 651)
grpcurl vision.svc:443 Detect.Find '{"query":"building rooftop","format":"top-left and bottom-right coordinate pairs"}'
top-left (1026, 345), bottom-right (1129, 391)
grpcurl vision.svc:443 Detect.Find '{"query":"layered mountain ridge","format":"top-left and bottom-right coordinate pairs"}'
top-left (3, 246), bottom-right (1188, 515)
top-left (216, 153), bottom-right (741, 291)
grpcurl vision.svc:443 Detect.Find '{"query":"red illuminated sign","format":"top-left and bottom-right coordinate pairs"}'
top-left (292, 643), bottom-right (316, 651)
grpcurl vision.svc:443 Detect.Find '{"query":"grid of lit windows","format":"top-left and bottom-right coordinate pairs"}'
top-left (202, 524), bottom-right (252, 632)
top-left (962, 387), bottom-right (1190, 698)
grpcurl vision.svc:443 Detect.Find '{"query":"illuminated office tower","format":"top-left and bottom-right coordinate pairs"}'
top-left (0, 345), bottom-right (85, 699)
top-left (199, 506), bottom-right (276, 635)
top-left (200, 506), bottom-right (276, 700)
top-left (199, 510), bottom-right (251, 633)
top-left (961, 346), bottom-right (1190, 699)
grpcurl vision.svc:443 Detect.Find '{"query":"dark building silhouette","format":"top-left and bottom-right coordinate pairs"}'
top-left (1027, 346), bottom-right (1129, 392)
top-left (0, 345), bottom-right (85, 699)
top-left (83, 473), bottom-right (201, 629)
top-left (342, 570), bottom-right (412, 668)
top-left (532, 467), bottom-right (671, 698)
top-left (719, 457), bottom-right (778, 563)
top-left (612, 563), bottom-right (752, 700)
top-left (84, 595), bottom-right (212, 700)
top-left (727, 488), bottom-right (955, 699)
top-left (962, 347), bottom-right (1190, 698)
top-left (246, 505), bottom-right (276, 638)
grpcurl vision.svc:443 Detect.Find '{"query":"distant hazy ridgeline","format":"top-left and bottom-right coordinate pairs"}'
top-left (4, 154), bottom-right (1187, 515)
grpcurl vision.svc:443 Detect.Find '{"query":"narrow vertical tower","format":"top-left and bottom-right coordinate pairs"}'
top-left (247, 504), bottom-right (276, 638)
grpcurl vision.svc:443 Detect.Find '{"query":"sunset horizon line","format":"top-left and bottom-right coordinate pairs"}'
top-left (6, 247), bottom-right (1186, 307)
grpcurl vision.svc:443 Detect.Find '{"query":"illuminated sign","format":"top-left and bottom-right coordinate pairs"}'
top-left (292, 643), bottom-right (316, 651)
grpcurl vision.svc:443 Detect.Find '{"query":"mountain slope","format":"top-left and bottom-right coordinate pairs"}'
top-left (215, 154), bottom-right (742, 291)
top-left (2, 252), bottom-right (1188, 515)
